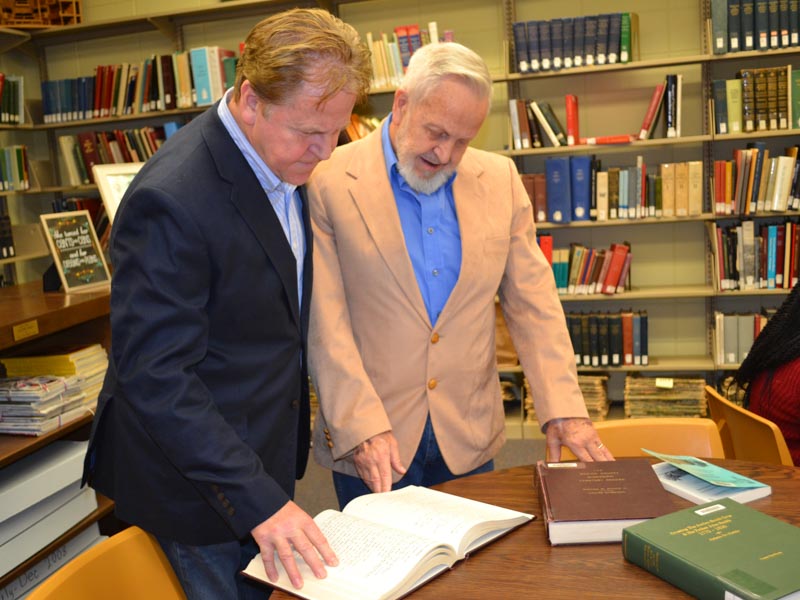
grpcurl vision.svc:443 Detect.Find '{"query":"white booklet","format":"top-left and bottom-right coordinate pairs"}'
top-left (243, 485), bottom-right (533, 600)
top-left (645, 449), bottom-right (772, 505)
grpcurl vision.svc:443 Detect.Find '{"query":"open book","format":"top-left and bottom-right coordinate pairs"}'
top-left (242, 485), bottom-right (533, 600)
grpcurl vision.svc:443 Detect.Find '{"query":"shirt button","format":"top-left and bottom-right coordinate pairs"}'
top-left (431, 332), bottom-right (440, 343)
top-left (427, 227), bottom-right (434, 234)
top-left (432, 269), bottom-right (439, 277)
top-left (428, 379), bottom-right (437, 390)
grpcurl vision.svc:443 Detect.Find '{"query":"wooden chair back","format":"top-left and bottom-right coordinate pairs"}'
top-left (550, 416), bottom-right (725, 461)
top-left (27, 526), bottom-right (186, 600)
top-left (705, 385), bottom-right (794, 466)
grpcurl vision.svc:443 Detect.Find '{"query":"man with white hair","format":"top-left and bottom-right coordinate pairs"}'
top-left (307, 42), bottom-right (612, 509)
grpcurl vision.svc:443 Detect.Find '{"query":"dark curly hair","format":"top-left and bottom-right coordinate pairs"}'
top-left (734, 281), bottom-right (800, 405)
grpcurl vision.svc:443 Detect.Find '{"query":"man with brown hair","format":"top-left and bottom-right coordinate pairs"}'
top-left (82, 8), bottom-right (371, 598)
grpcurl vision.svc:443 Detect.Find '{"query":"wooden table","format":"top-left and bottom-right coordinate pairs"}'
top-left (272, 459), bottom-right (800, 599)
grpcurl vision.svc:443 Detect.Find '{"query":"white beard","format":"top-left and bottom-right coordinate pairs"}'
top-left (397, 157), bottom-right (454, 195)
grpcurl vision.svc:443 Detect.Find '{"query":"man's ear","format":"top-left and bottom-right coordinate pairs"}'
top-left (238, 80), bottom-right (261, 126)
top-left (391, 89), bottom-right (409, 125)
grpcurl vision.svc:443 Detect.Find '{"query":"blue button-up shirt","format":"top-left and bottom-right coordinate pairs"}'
top-left (382, 116), bottom-right (461, 325)
top-left (218, 90), bottom-right (306, 308)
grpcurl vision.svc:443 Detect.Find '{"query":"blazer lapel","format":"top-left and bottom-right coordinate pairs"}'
top-left (202, 109), bottom-right (302, 328)
top-left (346, 130), bottom-right (430, 325)
top-left (439, 154), bottom-right (488, 323)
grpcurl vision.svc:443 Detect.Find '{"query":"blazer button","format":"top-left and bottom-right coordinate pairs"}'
top-left (431, 332), bottom-right (440, 344)
top-left (428, 379), bottom-right (437, 390)
top-left (291, 399), bottom-right (299, 408)
top-left (327, 441), bottom-right (334, 448)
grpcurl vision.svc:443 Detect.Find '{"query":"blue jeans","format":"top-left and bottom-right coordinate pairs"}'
top-left (333, 415), bottom-right (494, 509)
top-left (156, 535), bottom-right (267, 600)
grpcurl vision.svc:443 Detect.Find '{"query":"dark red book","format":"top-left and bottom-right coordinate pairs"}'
top-left (76, 132), bottom-right (102, 182)
top-left (535, 459), bottom-right (675, 545)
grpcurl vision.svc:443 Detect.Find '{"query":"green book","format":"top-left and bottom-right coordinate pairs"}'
top-left (623, 498), bottom-right (800, 600)
top-left (726, 78), bottom-right (743, 134)
top-left (620, 13), bottom-right (632, 63)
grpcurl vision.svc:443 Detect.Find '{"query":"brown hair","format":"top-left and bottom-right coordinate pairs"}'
top-left (234, 8), bottom-right (371, 106)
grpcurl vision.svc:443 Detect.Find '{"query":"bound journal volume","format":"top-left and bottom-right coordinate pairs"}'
top-left (242, 485), bottom-right (532, 600)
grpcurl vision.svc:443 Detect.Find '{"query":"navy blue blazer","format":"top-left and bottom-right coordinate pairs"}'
top-left (83, 104), bottom-right (312, 545)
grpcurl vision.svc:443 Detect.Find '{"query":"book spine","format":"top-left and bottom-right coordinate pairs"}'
top-left (769, 0), bottom-right (781, 47)
top-left (550, 18), bottom-right (564, 70)
top-left (595, 14), bottom-right (610, 64)
top-left (513, 22), bottom-right (530, 73)
top-left (573, 16), bottom-right (585, 66)
top-left (562, 17), bottom-right (574, 69)
top-left (790, 0), bottom-right (799, 45)
top-left (538, 21), bottom-right (552, 71)
top-left (545, 156), bottom-right (572, 223)
top-left (623, 530), bottom-right (753, 600)
top-left (665, 74), bottom-right (678, 138)
top-left (712, 79), bottom-right (729, 134)
top-left (639, 83), bottom-right (666, 139)
top-left (711, 0), bottom-right (729, 53)
top-left (526, 21), bottom-right (541, 72)
top-left (570, 154), bottom-right (591, 221)
top-left (742, 0), bottom-right (756, 50)
top-left (620, 13), bottom-right (632, 62)
top-left (756, 0), bottom-right (771, 48)
top-left (583, 16), bottom-right (597, 66)
top-left (565, 94), bottom-right (579, 146)
top-left (607, 13), bottom-right (622, 63)
top-left (728, 0), bottom-right (742, 51)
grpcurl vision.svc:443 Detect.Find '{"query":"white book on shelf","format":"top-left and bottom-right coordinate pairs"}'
top-left (0, 523), bottom-right (102, 600)
top-left (0, 441), bottom-right (88, 523)
top-left (0, 486), bottom-right (98, 577)
top-left (0, 479), bottom-right (82, 545)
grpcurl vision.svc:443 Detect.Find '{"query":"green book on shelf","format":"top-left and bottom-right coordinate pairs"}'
top-left (623, 497), bottom-right (800, 600)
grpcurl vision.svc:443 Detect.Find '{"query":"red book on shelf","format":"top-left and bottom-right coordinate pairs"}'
top-left (537, 234), bottom-right (553, 266)
top-left (621, 310), bottom-right (634, 365)
top-left (76, 131), bottom-right (102, 182)
top-left (93, 65), bottom-right (107, 118)
top-left (582, 134), bottom-right (635, 145)
top-left (638, 82), bottom-right (666, 140)
top-left (602, 243), bottom-right (630, 295)
top-left (565, 94), bottom-right (579, 146)
top-left (616, 250), bottom-right (633, 293)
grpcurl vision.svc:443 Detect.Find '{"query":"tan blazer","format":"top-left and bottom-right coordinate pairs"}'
top-left (307, 125), bottom-right (588, 479)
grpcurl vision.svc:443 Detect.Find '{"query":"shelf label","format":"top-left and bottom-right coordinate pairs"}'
top-left (655, 377), bottom-right (674, 390)
top-left (13, 319), bottom-right (39, 341)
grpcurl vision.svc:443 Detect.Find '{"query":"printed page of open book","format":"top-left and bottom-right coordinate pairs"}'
top-left (244, 509), bottom-right (452, 600)
top-left (343, 485), bottom-right (533, 558)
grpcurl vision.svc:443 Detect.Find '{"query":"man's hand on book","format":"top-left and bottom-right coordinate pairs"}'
top-left (354, 430), bottom-right (407, 493)
top-left (250, 500), bottom-right (338, 589)
top-left (545, 417), bottom-right (615, 462)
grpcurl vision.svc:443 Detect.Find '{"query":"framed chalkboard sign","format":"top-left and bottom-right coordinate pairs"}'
top-left (40, 210), bottom-right (111, 293)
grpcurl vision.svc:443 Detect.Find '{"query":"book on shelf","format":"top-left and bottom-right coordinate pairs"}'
top-left (728, 0), bottom-right (742, 51)
top-left (742, 0), bottom-right (756, 51)
top-left (0, 523), bottom-right (102, 600)
top-left (595, 13), bottom-right (610, 65)
top-left (550, 17), bottom-right (564, 70)
top-left (512, 21), bottom-right (529, 73)
top-left (726, 78), bottom-right (744, 134)
top-left (526, 19), bottom-right (541, 72)
top-left (534, 459), bottom-right (675, 546)
top-left (607, 13), bottom-right (621, 63)
top-left (545, 156), bottom-right (571, 224)
top-left (563, 17), bottom-right (575, 69)
top-left (710, 0), bottom-right (728, 53)
top-left (242, 485), bottom-right (533, 600)
top-left (638, 82), bottom-right (666, 140)
top-left (623, 498), bottom-right (800, 600)
top-left (646, 449), bottom-right (772, 504)
top-left (564, 93), bottom-right (579, 146)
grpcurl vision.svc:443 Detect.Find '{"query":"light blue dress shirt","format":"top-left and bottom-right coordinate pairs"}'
top-left (217, 90), bottom-right (306, 307)
top-left (381, 116), bottom-right (461, 325)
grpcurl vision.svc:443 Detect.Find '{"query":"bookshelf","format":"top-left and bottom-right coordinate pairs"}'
top-left (0, 0), bottom-right (794, 438)
top-left (0, 281), bottom-right (112, 590)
